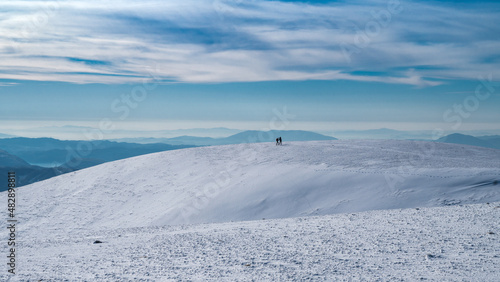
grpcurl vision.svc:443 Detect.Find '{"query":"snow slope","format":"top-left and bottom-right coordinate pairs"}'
top-left (2, 140), bottom-right (500, 280)
top-left (15, 140), bottom-right (500, 235)
top-left (3, 202), bottom-right (500, 280)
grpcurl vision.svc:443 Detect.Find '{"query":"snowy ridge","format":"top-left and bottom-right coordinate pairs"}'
top-left (15, 140), bottom-right (500, 235)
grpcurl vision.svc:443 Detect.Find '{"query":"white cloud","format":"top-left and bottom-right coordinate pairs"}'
top-left (0, 0), bottom-right (499, 86)
top-left (0, 82), bottom-right (18, 87)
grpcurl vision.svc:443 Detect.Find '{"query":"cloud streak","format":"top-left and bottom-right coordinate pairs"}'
top-left (0, 0), bottom-right (499, 86)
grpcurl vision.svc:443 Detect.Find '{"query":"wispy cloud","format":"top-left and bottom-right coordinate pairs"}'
top-left (0, 0), bottom-right (499, 86)
top-left (0, 82), bottom-right (18, 87)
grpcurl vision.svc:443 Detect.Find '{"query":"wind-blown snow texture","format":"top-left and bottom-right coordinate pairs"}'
top-left (2, 140), bottom-right (500, 280)
top-left (4, 203), bottom-right (500, 280)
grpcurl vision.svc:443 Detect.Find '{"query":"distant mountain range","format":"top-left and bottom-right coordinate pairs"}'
top-left (0, 149), bottom-right (31, 167)
top-left (113, 130), bottom-right (337, 145)
top-left (0, 138), bottom-right (194, 188)
top-left (437, 133), bottom-right (500, 150)
top-left (0, 149), bottom-right (74, 190)
top-left (3, 127), bottom-right (243, 140)
top-left (319, 128), bottom-right (500, 141)
top-left (319, 128), bottom-right (435, 140)
top-left (0, 138), bottom-right (194, 167)
top-left (0, 133), bottom-right (15, 138)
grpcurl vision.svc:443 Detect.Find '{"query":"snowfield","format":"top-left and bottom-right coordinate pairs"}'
top-left (3, 203), bottom-right (500, 281)
top-left (2, 140), bottom-right (500, 280)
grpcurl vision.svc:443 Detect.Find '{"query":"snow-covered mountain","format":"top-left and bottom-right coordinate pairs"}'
top-left (16, 140), bottom-right (500, 234)
top-left (3, 140), bottom-right (500, 280)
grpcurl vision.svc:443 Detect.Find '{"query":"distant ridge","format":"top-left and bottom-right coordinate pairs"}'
top-left (0, 137), bottom-right (195, 167)
top-left (33, 126), bottom-right (243, 139)
top-left (323, 128), bottom-right (430, 140)
top-left (477, 135), bottom-right (500, 141)
top-left (0, 149), bottom-right (31, 168)
top-left (437, 133), bottom-right (500, 149)
top-left (0, 133), bottom-right (15, 139)
top-left (0, 149), bottom-right (74, 189)
top-left (112, 130), bottom-right (336, 145)
top-left (0, 138), bottom-right (195, 187)
top-left (225, 130), bottom-right (336, 143)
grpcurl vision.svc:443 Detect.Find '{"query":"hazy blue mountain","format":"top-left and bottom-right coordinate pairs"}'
top-left (344, 128), bottom-right (403, 135)
top-left (0, 133), bottom-right (16, 139)
top-left (114, 136), bottom-right (217, 145)
top-left (0, 137), bottom-right (73, 152)
top-left (0, 149), bottom-right (31, 168)
top-left (222, 130), bottom-right (336, 144)
top-left (33, 126), bottom-right (243, 139)
top-left (437, 133), bottom-right (500, 149)
top-left (161, 127), bottom-right (243, 138)
top-left (0, 150), bottom-right (74, 189)
top-left (477, 135), bottom-right (500, 141)
top-left (476, 135), bottom-right (500, 149)
top-left (0, 147), bottom-right (122, 188)
top-left (0, 165), bottom-right (75, 190)
top-left (323, 128), bottom-right (434, 140)
top-left (0, 137), bottom-right (195, 168)
top-left (112, 130), bottom-right (336, 146)
top-left (0, 138), bottom-right (196, 188)
top-left (158, 136), bottom-right (217, 146)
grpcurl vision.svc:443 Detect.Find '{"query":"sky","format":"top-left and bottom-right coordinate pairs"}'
top-left (0, 0), bottom-right (499, 139)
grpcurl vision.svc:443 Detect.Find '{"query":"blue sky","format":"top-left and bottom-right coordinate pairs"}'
top-left (1, 0), bottom-right (499, 139)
